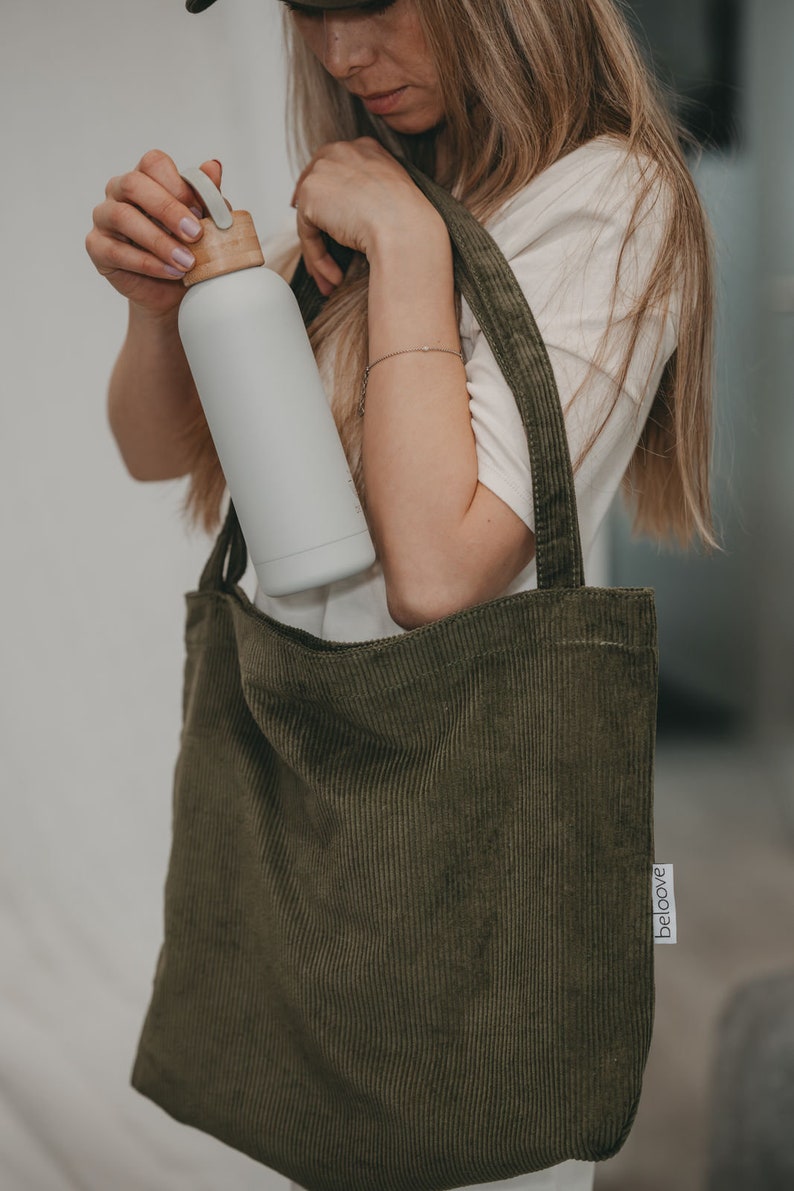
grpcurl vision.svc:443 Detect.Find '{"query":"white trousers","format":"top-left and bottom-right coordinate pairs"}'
top-left (290, 1160), bottom-right (595, 1191)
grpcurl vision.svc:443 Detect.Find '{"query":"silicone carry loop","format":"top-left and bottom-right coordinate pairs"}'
top-left (180, 167), bottom-right (233, 230)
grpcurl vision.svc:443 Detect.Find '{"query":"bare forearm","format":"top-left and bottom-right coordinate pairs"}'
top-left (108, 304), bottom-right (205, 480)
top-left (363, 213), bottom-right (534, 626)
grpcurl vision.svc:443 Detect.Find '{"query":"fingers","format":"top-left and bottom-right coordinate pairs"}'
top-left (89, 197), bottom-right (198, 280)
top-left (87, 149), bottom-right (225, 287)
top-left (290, 139), bottom-right (400, 296)
top-left (295, 208), bottom-right (344, 298)
top-left (106, 154), bottom-right (204, 244)
top-left (198, 158), bottom-right (223, 192)
top-left (292, 154), bottom-right (345, 297)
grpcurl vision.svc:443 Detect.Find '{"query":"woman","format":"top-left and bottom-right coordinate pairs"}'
top-left (86, 0), bottom-right (714, 1186)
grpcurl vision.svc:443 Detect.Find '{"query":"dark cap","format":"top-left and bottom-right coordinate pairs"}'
top-left (187, 0), bottom-right (374, 10)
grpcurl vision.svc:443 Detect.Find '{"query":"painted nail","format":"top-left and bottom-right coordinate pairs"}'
top-left (164, 264), bottom-right (185, 278)
top-left (179, 216), bottom-right (202, 239)
top-left (189, 205), bottom-right (203, 219)
top-left (171, 246), bottom-right (196, 269)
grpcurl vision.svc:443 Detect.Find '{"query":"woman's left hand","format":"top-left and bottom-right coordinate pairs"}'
top-left (291, 137), bottom-right (435, 296)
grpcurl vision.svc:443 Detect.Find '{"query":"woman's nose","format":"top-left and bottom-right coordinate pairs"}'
top-left (321, 16), bottom-right (377, 78)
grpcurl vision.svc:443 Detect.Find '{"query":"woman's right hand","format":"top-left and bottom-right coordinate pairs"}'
top-left (86, 149), bottom-right (222, 319)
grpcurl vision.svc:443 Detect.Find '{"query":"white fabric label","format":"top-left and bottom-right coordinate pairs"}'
top-left (652, 863), bottom-right (677, 944)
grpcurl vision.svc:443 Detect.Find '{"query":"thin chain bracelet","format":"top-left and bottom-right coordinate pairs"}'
top-left (358, 345), bottom-right (465, 416)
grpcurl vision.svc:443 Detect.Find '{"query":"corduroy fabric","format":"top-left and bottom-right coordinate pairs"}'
top-left (131, 159), bottom-right (657, 1191)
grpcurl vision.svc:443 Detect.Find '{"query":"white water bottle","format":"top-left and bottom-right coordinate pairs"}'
top-left (177, 168), bottom-right (375, 597)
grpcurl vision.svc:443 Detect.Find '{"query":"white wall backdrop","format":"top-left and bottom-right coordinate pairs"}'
top-left (1, 2), bottom-right (294, 1188)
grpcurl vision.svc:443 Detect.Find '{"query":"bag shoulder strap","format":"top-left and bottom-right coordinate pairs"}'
top-left (203, 159), bottom-right (585, 593)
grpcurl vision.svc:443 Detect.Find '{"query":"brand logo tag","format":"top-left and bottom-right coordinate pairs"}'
top-left (652, 863), bottom-right (677, 944)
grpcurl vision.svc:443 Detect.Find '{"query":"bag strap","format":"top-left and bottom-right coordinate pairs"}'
top-left (199, 495), bottom-right (249, 590)
top-left (203, 159), bottom-right (585, 593)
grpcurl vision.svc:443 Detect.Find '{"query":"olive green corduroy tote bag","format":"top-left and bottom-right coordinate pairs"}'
top-left (131, 161), bottom-right (657, 1191)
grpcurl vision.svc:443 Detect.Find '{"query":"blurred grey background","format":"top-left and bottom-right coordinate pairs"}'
top-left (0, 1), bottom-right (791, 1189)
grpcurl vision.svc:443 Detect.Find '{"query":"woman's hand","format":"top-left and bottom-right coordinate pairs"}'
top-left (92, 151), bottom-right (225, 482)
top-left (291, 137), bottom-right (437, 296)
top-left (86, 150), bottom-right (222, 320)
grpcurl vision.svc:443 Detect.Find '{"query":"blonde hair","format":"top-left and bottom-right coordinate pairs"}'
top-left (184, 0), bottom-right (716, 549)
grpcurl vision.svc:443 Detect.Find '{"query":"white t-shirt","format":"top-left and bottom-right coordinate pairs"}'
top-left (255, 136), bottom-right (677, 642)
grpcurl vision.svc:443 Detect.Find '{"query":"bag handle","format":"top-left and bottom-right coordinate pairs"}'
top-left (203, 158), bottom-right (585, 593)
top-left (199, 495), bottom-right (249, 589)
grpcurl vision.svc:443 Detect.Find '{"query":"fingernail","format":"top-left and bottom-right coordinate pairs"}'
top-left (172, 246), bottom-right (196, 269)
top-left (189, 206), bottom-right (203, 219)
top-left (179, 216), bottom-right (202, 239)
top-left (164, 264), bottom-right (186, 278)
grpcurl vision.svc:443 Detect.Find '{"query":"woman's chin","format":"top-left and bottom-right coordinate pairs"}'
top-left (380, 111), bottom-right (445, 136)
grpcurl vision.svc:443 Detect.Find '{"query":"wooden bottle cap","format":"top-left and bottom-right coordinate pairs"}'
top-left (182, 210), bottom-right (265, 288)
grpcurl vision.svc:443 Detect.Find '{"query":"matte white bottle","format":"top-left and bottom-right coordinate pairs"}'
top-left (177, 168), bottom-right (375, 597)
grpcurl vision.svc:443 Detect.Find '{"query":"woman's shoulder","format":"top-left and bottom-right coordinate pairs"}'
top-left (485, 135), bottom-right (670, 254)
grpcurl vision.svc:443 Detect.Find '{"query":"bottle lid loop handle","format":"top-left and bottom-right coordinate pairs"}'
top-left (180, 167), bottom-right (233, 230)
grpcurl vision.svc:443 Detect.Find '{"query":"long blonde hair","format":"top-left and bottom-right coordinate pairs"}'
top-left (184, 0), bottom-right (716, 549)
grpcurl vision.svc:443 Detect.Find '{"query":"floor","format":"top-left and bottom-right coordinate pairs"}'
top-left (594, 735), bottom-right (794, 1191)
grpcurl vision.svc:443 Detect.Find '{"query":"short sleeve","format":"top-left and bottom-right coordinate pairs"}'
top-left (460, 137), bottom-right (679, 555)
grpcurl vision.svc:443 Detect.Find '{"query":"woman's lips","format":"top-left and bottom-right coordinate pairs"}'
top-left (360, 87), bottom-right (408, 115)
